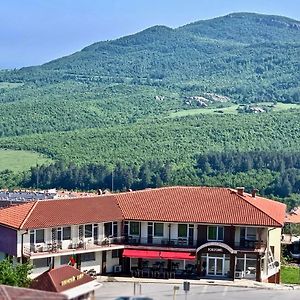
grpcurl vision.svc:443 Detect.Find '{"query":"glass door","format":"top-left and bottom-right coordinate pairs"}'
top-left (207, 257), bottom-right (224, 276)
top-left (208, 257), bottom-right (215, 275)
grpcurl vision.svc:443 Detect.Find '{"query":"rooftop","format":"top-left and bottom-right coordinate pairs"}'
top-left (0, 186), bottom-right (286, 230)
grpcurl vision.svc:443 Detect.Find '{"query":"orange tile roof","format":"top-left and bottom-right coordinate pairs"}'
top-left (0, 196), bottom-right (123, 229)
top-left (115, 187), bottom-right (286, 227)
top-left (0, 202), bottom-right (35, 229)
top-left (0, 187), bottom-right (286, 229)
top-left (22, 196), bottom-right (123, 229)
top-left (0, 284), bottom-right (67, 300)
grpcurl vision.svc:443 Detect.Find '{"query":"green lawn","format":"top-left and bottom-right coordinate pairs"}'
top-left (0, 149), bottom-right (53, 172)
top-left (281, 265), bottom-right (300, 284)
top-left (169, 105), bottom-right (239, 117)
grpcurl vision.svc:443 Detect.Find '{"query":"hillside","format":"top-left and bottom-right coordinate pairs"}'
top-left (0, 13), bottom-right (299, 201)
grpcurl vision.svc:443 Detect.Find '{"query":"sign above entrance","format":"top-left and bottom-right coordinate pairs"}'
top-left (207, 247), bottom-right (223, 253)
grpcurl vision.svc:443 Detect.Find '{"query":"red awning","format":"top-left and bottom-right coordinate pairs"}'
top-left (123, 249), bottom-right (195, 260)
top-left (123, 249), bottom-right (161, 259)
top-left (160, 251), bottom-right (195, 260)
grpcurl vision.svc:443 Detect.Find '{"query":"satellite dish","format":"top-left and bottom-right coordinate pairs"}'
top-left (274, 261), bottom-right (279, 267)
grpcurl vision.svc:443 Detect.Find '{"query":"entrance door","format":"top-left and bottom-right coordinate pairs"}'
top-left (207, 257), bottom-right (224, 276)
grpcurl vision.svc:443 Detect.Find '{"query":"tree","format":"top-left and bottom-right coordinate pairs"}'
top-left (0, 259), bottom-right (32, 287)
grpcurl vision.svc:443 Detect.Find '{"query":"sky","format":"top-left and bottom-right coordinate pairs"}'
top-left (0, 0), bottom-right (299, 69)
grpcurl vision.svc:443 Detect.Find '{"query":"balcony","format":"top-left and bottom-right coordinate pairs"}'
top-left (234, 240), bottom-right (267, 251)
top-left (23, 237), bottom-right (125, 258)
top-left (120, 236), bottom-right (197, 248)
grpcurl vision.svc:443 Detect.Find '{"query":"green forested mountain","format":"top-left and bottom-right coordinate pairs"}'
top-left (0, 13), bottom-right (300, 204)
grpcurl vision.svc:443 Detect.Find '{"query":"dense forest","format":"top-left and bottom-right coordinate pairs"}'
top-left (0, 13), bottom-right (299, 209)
top-left (1, 151), bottom-right (298, 209)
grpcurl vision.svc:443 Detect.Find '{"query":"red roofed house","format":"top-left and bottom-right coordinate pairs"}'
top-left (0, 186), bottom-right (286, 283)
top-left (30, 265), bottom-right (101, 299)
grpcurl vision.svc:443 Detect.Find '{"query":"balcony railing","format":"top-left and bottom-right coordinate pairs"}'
top-left (22, 237), bottom-right (124, 257)
top-left (234, 240), bottom-right (267, 251)
top-left (119, 236), bottom-right (197, 248)
top-left (23, 237), bottom-right (267, 257)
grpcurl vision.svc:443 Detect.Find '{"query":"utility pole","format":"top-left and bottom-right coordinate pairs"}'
top-left (111, 169), bottom-right (114, 192)
top-left (36, 163), bottom-right (39, 190)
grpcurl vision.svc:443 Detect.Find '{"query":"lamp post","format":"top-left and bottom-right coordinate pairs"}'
top-left (173, 285), bottom-right (179, 300)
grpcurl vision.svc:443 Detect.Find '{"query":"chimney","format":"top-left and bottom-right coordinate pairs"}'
top-left (236, 187), bottom-right (244, 196)
top-left (252, 188), bottom-right (259, 198)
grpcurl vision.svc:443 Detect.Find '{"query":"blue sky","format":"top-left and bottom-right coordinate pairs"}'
top-left (0, 0), bottom-right (299, 68)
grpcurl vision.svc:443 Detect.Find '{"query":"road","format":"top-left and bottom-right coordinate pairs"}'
top-left (94, 282), bottom-right (300, 300)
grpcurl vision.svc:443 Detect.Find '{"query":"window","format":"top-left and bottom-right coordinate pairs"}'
top-left (85, 224), bottom-right (93, 238)
top-left (113, 221), bottom-right (118, 237)
top-left (63, 227), bottom-right (71, 240)
top-left (178, 224), bottom-right (187, 238)
top-left (30, 230), bottom-right (34, 244)
top-left (236, 254), bottom-right (257, 277)
top-left (81, 252), bottom-right (95, 262)
top-left (35, 229), bottom-right (45, 243)
top-left (57, 227), bottom-right (62, 241)
top-left (129, 222), bottom-right (140, 235)
top-left (245, 227), bottom-right (256, 240)
top-left (60, 255), bottom-right (70, 265)
top-left (112, 249), bottom-right (120, 258)
top-left (33, 257), bottom-right (50, 268)
top-left (207, 226), bottom-right (224, 241)
top-left (104, 222), bottom-right (112, 237)
top-left (154, 223), bottom-right (164, 237)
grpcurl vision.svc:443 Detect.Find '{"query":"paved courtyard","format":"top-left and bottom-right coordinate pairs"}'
top-left (94, 281), bottom-right (300, 300)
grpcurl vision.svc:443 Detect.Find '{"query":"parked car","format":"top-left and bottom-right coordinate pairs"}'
top-left (115, 297), bottom-right (153, 300)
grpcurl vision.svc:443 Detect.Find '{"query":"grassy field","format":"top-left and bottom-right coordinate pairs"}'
top-left (281, 265), bottom-right (300, 284)
top-left (0, 149), bottom-right (53, 172)
top-left (169, 105), bottom-right (239, 117)
top-left (169, 102), bottom-right (300, 118)
top-left (0, 82), bottom-right (23, 89)
top-left (272, 103), bottom-right (300, 111)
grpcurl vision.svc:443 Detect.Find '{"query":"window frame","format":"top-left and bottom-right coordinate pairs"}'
top-left (245, 227), bottom-right (257, 240)
top-left (129, 222), bottom-right (140, 236)
top-left (81, 252), bottom-right (95, 262)
top-left (84, 224), bottom-right (93, 238)
top-left (207, 226), bottom-right (224, 241)
top-left (154, 223), bottom-right (164, 237)
top-left (112, 249), bottom-right (120, 259)
top-left (178, 224), bottom-right (188, 238)
top-left (63, 226), bottom-right (71, 240)
top-left (35, 229), bottom-right (45, 244)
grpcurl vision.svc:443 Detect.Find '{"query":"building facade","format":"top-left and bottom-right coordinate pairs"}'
top-left (0, 186), bottom-right (285, 283)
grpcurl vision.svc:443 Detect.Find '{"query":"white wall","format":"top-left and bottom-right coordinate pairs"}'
top-left (106, 250), bottom-right (120, 273)
top-left (81, 251), bottom-right (101, 274)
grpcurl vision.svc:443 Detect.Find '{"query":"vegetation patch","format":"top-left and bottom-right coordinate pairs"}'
top-left (0, 149), bottom-right (52, 172)
top-left (0, 82), bottom-right (23, 89)
top-left (281, 265), bottom-right (300, 284)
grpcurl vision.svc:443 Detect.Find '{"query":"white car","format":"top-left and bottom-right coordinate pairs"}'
top-left (115, 297), bottom-right (153, 300)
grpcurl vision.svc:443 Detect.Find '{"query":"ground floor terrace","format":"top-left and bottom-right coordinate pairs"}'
top-left (119, 242), bottom-right (280, 283)
top-left (27, 242), bottom-right (280, 283)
